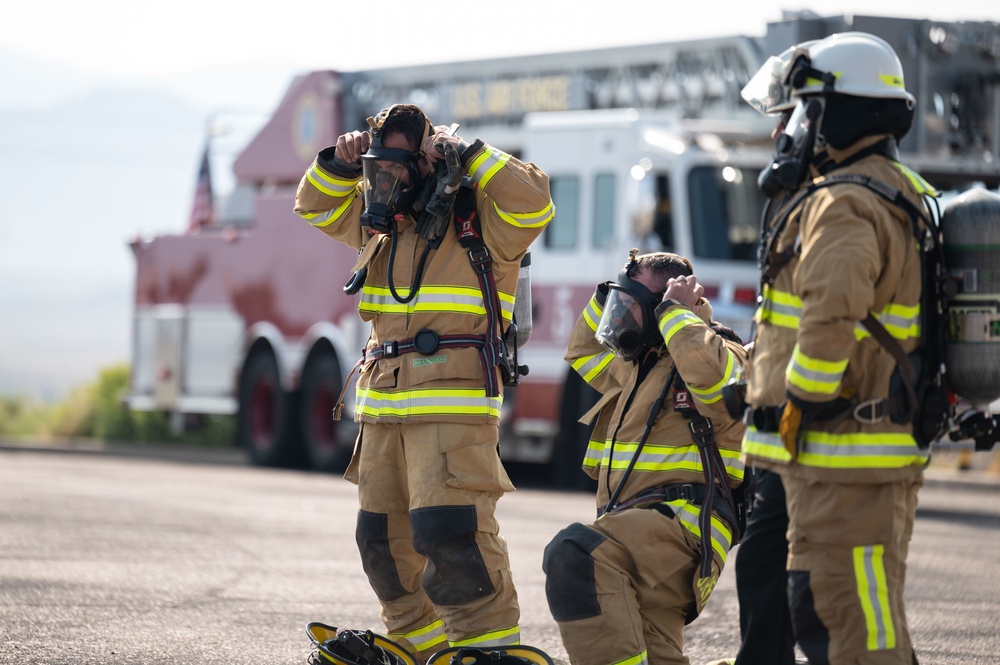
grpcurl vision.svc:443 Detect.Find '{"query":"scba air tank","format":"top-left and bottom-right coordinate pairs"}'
top-left (942, 188), bottom-right (1000, 407)
top-left (513, 251), bottom-right (532, 349)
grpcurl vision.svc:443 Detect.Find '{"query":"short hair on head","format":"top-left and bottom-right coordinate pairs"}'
top-left (631, 252), bottom-right (694, 284)
top-left (374, 104), bottom-right (431, 149)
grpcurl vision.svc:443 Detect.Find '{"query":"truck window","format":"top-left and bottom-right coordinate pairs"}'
top-left (592, 173), bottom-right (615, 248)
top-left (545, 175), bottom-right (580, 249)
top-left (653, 174), bottom-right (674, 251)
top-left (687, 166), bottom-right (762, 262)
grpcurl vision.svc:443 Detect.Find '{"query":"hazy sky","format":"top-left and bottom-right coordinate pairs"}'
top-left (7, 1), bottom-right (1000, 81)
top-left (3, 0), bottom-right (1000, 400)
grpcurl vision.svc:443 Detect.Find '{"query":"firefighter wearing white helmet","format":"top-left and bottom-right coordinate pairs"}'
top-left (737, 32), bottom-right (937, 665)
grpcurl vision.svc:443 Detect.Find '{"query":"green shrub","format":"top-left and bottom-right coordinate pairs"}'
top-left (0, 363), bottom-right (235, 447)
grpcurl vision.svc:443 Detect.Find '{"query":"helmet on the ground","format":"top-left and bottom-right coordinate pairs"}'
top-left (788, 32), bottom-right (915, 104)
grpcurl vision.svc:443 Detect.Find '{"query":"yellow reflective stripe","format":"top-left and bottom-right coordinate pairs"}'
top-left (892, 162), bottom-right (938, 197)
top-left (786, 344), bottom-right (847, 396)
top-left (854, 544), bottom-right (897, 651)
top-left (855, 302), bottom-right (920, 342)
top-left (304, 194), bottom-right (356, 228)
top-left (742, 426), bottom-right (793, 462)
top-left (356, 388), bottom-right (502, 418)
top-left (468, 145), bottom-right (510, 189)
top-left (667, 499), bottom-right (733, 563)
top-left (359, 285), bottom-right (513, 321)
top-left (306, 162), bottom-right (360, 197)
top-left (389, 620), bottom-right (447, 652)
top-left (583, 438), bottom-right (603, 469)
top-left (598, 442), bottom-right (745, 482)
top-left (798, 429), bottom-right (929, 469)
top-left (610, 651), bottom-right (648, 665)
top-left (583, 295), bottom-right (604, 332)
top-left (687, 351), bottom-right (741, 405)
top-left (494, 200), bottom-right (555, 229)
top-left (756, 284), bottom-right (802, 329)
top-left (450, 625), bottom-right (520, 648)
top-left (658, 307), bottom-right (703, 345)
top-left (572, 350), bottom-right (614, 384)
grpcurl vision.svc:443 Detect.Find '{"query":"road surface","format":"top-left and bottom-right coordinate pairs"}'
top-left (0, 443), bottom-right (998, 664)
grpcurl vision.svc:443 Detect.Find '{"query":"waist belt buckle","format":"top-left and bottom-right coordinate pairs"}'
top-left (381, 340), bottom-right (399, 358)
top-left (853, 398), bottom-right (886, 425)
top-left (677, 483), bottom-right (695, 501)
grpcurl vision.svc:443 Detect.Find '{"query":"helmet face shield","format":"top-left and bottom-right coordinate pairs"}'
top-left (741, 54), bottom-right (793, 115)
top-left (595, 279), bottom-right (662, 361)
top-left (360, 146), bottom-right (421, 232)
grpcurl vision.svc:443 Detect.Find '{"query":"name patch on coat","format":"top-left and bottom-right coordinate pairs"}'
top-left (413, 355), bottom-right (448, 367)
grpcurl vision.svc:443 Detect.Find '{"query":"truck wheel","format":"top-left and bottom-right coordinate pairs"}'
top-left (299, 350), bottom-right (352, 473)
top-left (237, 349), bottom-right (300, 467)
top-left (552, 370), bottom-right (599, 491)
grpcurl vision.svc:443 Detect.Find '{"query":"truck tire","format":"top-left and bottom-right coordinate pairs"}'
top-left (552, 370), bottom-right (599, 491)
top-left (237, 348), bottom-right (301, 467)
top-left (299, 350), bottom-right (352, 473)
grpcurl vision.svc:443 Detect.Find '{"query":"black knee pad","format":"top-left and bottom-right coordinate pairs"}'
top-left (789, 569), bottom-right (830, 665)
top-left (410, 505), bottom-right (494, 606)
top-left (542, 523), bottom-right (605, 622)
top-left (356, 509), bottom-right (408, 601)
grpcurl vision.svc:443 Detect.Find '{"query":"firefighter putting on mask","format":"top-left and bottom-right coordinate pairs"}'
top-left (543, 250), bottom-right (750, 665)
top-left (294, 104), bottom-right (554, 665)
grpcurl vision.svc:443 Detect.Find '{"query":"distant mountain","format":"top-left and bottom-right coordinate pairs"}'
top-left (0, 53), bottom-right (301, 400)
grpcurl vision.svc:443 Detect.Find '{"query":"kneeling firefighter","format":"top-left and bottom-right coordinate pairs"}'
top-left (543, 250), bottom-right (749, 665)
top-left (738, 32), bottom-right (939, 664)
top-left (293, 104), bottom-right (554, 663)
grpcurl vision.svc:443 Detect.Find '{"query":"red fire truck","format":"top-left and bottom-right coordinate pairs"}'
top-left (127, 14), bottom-right (1000, 484)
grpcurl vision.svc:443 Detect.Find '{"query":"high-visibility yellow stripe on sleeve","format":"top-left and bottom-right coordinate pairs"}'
top-left (658, 307), bottom-right (703, 345)
top-left (494, 200), bottom-right (555, 229)
top-left (786, 344), bottom-right (847, 396)
top-left (572, 350), bottom-right (614, 384)
top-left (306, 161), bottom-right (360, 197)
top-left (468, 145), bottom-right (510, 189)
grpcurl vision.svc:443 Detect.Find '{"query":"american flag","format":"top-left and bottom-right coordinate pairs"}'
top-left (186, 143), bottom-right (214, 233)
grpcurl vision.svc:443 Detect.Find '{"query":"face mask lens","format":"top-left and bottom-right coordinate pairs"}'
top-left (595, 284), bottom-right (655, 360)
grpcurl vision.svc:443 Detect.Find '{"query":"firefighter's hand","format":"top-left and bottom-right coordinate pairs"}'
top-left (421, 130), bottom-right (463, 168)
top-left (664, 274), bottom-right (704, 309)
top-left (336, 130), bottom-right (372, 163)
top-left (778, 401), bottom-right (802, 457)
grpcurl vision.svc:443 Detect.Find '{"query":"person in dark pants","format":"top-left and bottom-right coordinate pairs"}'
top-left (732, 469), bottom-right (794, 665)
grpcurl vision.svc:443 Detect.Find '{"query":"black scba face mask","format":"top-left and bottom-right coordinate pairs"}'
top-left (595, 268), bottom-right (666, 362)
top-left (757, 97), bottom-right (824, 198)
top-left (359, 133), bottom-right (423, 234)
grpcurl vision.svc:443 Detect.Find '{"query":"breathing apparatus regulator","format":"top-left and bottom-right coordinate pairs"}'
top-left (595, 248), bottom-right (667, 361)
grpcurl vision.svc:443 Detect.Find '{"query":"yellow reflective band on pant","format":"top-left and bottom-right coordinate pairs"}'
top-left (572, 350), bottom-right (614, 384)
top-left (449, 625), bottom-right (520, 648)
top-left (755, 285), bottom-right (802, 329)
top-left (468, 145), bottom-right (511, 189)
top-left (356, 388), bottom-right (502, 418)
top-left (495, 200), bottom-right (555, 229)
top-left (610, 650), bottom-right (648, 665)
top-left (389, 620), bottom-right (447, 653)
top-left (853, 544), bottom-right (897, 651)
top-left (785, 344), bottom-right (847, 397)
